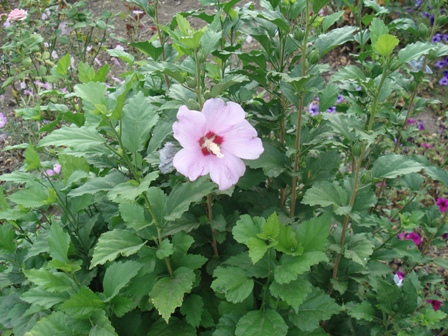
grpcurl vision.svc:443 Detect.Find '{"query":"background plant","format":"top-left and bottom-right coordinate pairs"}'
top-left (0, 0), bottom-right (447, 335)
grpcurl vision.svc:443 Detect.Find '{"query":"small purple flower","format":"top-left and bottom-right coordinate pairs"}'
top-left (398, 232), bottom-right (422, 245)
top-left (336, 94), bottom-right (345, 104)
top-left (393, 272), bottom-right (405, 287)
top-left (421, 142), bottom-right (434, 149)
top-left (417, 120), bottom-right (424, 130)
top-left (407, 118), bottom-right (416, 125)
top-left (432, 34), bottom-right (442, 43)
top-left (326, 106), bottom-right (336, 113)
top-left (355, 86), bottom-right (362, 91)
top-left (435, 60), bottom-right (447, 69)
top-left (442, 233), bottom-right (448, 240)
top-left (426, 300), bottom-right (442, 311)
top-left (308, 103), bottom-right (320, 117)
top-left (436, 197), bottom-right (448, 212)
top-left (0, 113), bottom-right (7, 128)
top-left (439, 77), bottom-right (448, 86)
top-left (45, 162), bottom-right (61, 177)
top-left (34, 80), bottom-right (52, 90)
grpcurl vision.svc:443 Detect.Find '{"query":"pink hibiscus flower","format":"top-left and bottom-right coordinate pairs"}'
top-left (172, 98), bottom-right (264, 190)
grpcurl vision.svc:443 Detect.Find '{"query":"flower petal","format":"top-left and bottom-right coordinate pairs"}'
top-left (203, 98), bottom-right (246, 134)
top-left (208, 151), bottom-right (246, 190)
top-left (220, 120), bottom-right (264, 159)
top-left (173, 106), bottom-right (207, 148)
top-left (173, 148), bottom-right (209, 181)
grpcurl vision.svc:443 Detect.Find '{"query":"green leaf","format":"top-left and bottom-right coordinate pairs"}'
top-left (275, 252), bottom-right (328, 284)
top-left (258, 212), bottom-right (280, 240)
top-left (89, 311), bottom-right (119, 336)
top-left (56, 53), bottom-right (71, 76)
top-left (121, 92), bottom-right (159, 153)
top-left (344, 233), bottom-right (374, 266)
top-left (214, 314), bottom-right (240, 336)
top-left (25, 145), bottom-right (41, 171)
top-left (200, 29), bottom-right (222, 56)
top-left (424, 166), bottom-right (448, 187)
top-left (107, 172), bottom-right (158, 202)
top-left (311, 0), bottom-right (331, 14)
top-left (119, 203), bottom-right (149, 231)
top-left (369, 18), bottom-right (389, 45)
top-left (270, 276), bottom-right (312, 313)
top-left (346, 301), bottom-right (376, 322)
top-left (372, 278), bottom-right (401, 314)
top-left (211, 266), bottom-right (254, 303)
top-left (322, 11), bottom-right (344, 32)
top-left (151, 267), bottom-right (196, 322)
top-left (23, 312), bottom-right (82, 336)
top-left (302, 181), bottom-right (349, 213)
top-left (0, 223), bottom-right (15, 253)
top-left (397, 41), bottom-right (437, 65)
top-left (23, 268), bottom-right (74, 293)
top-left (246, 237), bottom-right (269, 264)
top-left (8, 185), bottom-right (55, 208)
top-left (156, 239), bottom-right (174, 259)
top-left (90, 229), bottom-right (146, 268)
top-left (21, 287), bottom-right (69, 309)
top-left (130, 41), bottom-right (163, 60)
top-left (315, 26), bottom-right (357, 57)
top-left (318, 84), bottom-right (338, 112)
top-left (210, 75), bottom-right (248, 98)
top-left (288, 288), bottom-right (341, 331)
top-left (60, 286), bottom-right (105, 318)
top-left (373, 34), bottom-right (399, 57)
top-left (246, 141), bottom-right (287, 178)
top-left (103, 260), bottom-right (143, 301)
top-left (275, 224), bottom-right (302, 256)
top-left (165, 177), bottom-right (216, 221)
top-left (296, 214), bottom-right (331, 253)
top-left (233, 215), bottom-right (265, 245)
top-left (78, 62), bottom-right (95, 83)
top-left (0, 171), bottom-right (39, 185)
top-left (148, 317), bottom-right (196, 336)
top-left (48, 223), bottom-right (71, 263)
top-left (39, 125), bottom-right (105, 150)
top-left (73, 82), bottom-right (107, 106)
top-left (107, 48), bottom-right (135, 65)
top-left (180, 294), bottom-right (204, 328)
top-left (69, 171), bottom-right (128, 197)
top-left (371, 154), bottom-right (424, 179)
top-left (235, 309), bottom-right (288, 336)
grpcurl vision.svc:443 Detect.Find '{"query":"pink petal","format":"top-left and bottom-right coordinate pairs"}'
top-left (173, 106), bottom-right (206, 148)
top-left (203, 99), bottom-right (246, 134)
top-left (173, 148), bottom-right (209, 181)
top-left (208, 151), bottom-right (246, 190)
top-left (220, 120), bottom-right (264, 159)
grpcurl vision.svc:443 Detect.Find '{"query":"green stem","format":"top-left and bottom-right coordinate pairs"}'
top-left (420, 210), bottom-right (448, 256)
top-left (289, 0), bottom-right (310, 217)
top-left (153, 0), bottom-right (170, 90)
top-left (194, 49), bottom-right (203, 108)
top-left (330, 57), bottom-right (390, 292)
top-left (207, 194), bottom-right (219, 257)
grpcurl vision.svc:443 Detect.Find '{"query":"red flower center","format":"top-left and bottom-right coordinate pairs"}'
top-left (199, 131), bottom-right (224, 157)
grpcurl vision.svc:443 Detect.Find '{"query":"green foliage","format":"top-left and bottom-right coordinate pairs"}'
top-left (1, 0), bottom-right (447, 334)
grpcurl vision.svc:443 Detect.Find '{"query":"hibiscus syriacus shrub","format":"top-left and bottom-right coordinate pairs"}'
top-left (0, 0), bottom-right (448, 335)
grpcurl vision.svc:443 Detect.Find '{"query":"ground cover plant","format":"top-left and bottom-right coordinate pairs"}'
top-left (0, 0), bottom-right (448, 335)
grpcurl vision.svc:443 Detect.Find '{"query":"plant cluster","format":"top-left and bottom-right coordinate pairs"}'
top-left (0, 0), bottom-right (447, 335)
